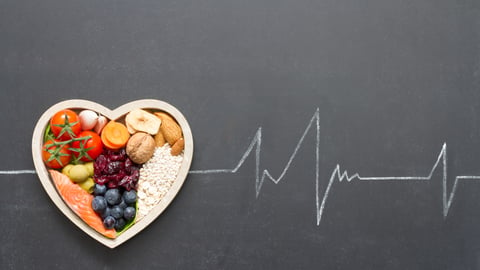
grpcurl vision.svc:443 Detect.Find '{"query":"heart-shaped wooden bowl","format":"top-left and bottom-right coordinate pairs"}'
top-left (32, 99), bottom-right (193, 248)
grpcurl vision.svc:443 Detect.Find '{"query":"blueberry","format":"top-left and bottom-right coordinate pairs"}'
top-left (105, 188), bottom-right (121, 205)
top-left (101, 207), bottom-right (112, 219)
top-left (118, 198), bottom-right (128, 209)
top-left (114, 218), bottom-right (126, 231)
top-left (103, 216), bottom-right (115, 229)
top-left (111, 205), bottom-right (124, 219)
top-left (91, 196), bottom-right (107, 214)
top-left (123, 190), bottom-right (137, 204)
top-left (93, 184), bottom-right (107, 196)
top-left (123, 206), bottom-right (136, 221)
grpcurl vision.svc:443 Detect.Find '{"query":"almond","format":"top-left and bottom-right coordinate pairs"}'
top-left (170, 137), bottom-right (185, 156)
top-left (154, 130), bottom-right (166, 147)
top-left (154, 112), bottom-right (182, 145)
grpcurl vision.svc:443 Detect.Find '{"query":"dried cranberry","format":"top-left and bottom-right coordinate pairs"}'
top-left (117, 170), bottom-right (127, 180)
top-left (124, 158), bottom-right (132, 173)
top-left (94, 175), bottom-right (109, 185)
top-left (93, 148), bottom-right (140, 191)
top-left (111, 173), bottom-right (124, 182)
top-left (108, 149), bottom-right (126, 162)
top-left (118, 176), bottom-right (129, 187)
top-left (94, 155), bottom-right (108, 173)
top-left (121, 177), bottom-right (136, 191)
top-left (109, 154), bottom-right (123, 162)
top-left (130, 169), bottom-right (140, 180)
top-left (106, 161), bottom-right (124, 175)
top-left (107, 181), bottom-right (118, 189)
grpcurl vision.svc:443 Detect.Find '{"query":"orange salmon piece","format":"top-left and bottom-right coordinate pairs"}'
top-left (49, 170), bottom-right (116, 239)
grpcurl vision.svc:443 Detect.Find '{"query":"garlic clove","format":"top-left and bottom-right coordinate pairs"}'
top-left (94, 115), bottom-right (108, 134)
top-left (79, 110), bottom-right (99, 131)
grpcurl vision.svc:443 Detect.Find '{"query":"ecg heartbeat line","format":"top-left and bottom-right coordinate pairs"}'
top-left (189, 109), bottom-right (480, 225)
top-left (3, 109), bottom-right (480, 225)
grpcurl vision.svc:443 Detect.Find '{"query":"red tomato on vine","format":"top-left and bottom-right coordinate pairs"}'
top-left (71, 131), bottom-right (104, 162)
top-left (42, 140), bottom-right (72, 169)
top-left (50, 109), bottom-right (81, 141)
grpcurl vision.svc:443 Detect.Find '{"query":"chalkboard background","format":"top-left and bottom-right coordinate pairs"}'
top-left (1, 0), bottom-right (480, 269)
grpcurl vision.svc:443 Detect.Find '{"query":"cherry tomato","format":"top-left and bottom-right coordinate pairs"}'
top-left (50, 109), bottom-right (82, 141)
top-left (42, 140), bottom-right (72, 169)
top-left (71, 131), bottom-right (104, 162)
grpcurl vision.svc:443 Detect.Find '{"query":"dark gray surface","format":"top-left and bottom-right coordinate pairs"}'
top-left (1, 0), bottom-right (480, 269)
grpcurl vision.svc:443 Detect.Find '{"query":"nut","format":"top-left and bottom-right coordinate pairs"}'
top-left (170, 137), bottom-right (185, 156)
top-left (126, 132), bottom-right (156, 164)
top-left (154, 112), bottom-right (182, 146)
top-left (154, 130), bottom-right (166, 147)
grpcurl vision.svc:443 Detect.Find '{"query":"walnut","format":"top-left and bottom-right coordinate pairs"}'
top-left (126, 132), bottom-right (156, 164)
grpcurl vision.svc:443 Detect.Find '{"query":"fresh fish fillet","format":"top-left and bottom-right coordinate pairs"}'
top-left (49, 169), bottom-right (116, 239)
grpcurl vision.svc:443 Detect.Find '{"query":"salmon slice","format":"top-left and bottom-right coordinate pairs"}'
top-left (49, 169), bottom-right (116, 239)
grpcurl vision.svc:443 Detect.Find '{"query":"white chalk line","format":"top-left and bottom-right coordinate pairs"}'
top-left (0, 170), bottom-right (36, 174)
top-left (191, 109), bottom-right (480, 225)
top-left (4, 109), bottom-right (480, 226)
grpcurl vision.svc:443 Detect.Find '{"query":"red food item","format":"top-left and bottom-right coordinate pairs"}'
top-left (71, 131), bottom-right (104, 162)
top-left (50, 109), bottom-right (82, 141)
top-left (93, 149), bottom-right (140, 191)
top-left (42, 140), bottom-right (71, 169)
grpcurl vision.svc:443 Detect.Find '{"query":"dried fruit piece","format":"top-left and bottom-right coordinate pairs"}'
top-left (154, 112), bottom-right (182, 146)
top-left (125, 109), bottom-right (161, 135)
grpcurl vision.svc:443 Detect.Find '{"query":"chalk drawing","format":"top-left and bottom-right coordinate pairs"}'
top-left (0, 170), bottom-right (36, 174)
top-left (190, 109), bottom-right (480, 225)
top-left (4, 109), bottom-right (480, 225)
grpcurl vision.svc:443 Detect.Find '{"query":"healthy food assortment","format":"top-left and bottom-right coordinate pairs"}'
top-left (42, 107), bottom-right (185, 238)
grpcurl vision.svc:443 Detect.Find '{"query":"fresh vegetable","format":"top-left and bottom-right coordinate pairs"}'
top-left (78, 110), bottom-right (99, 131)
top-left (42, 140), bottom-right (72, 169)
top-left (101, 121), bottom-right (130, 150)
top-left (71, 131), bottom-right (103, 162)
top-left (94, 116), bottom-right (108, 134)
top-left (50, 110), bottom-right (81, 141)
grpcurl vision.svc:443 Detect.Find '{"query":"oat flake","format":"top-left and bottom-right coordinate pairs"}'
top-left (135, 144), bottom-right (183, 221)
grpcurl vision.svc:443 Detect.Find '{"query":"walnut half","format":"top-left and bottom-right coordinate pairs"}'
top-left (126, 132), bottom-right (156, 164)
